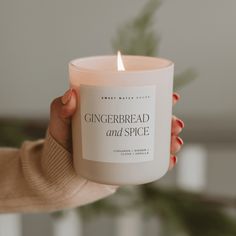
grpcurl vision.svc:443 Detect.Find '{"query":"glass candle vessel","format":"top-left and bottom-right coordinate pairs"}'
top-left (69, 55), bottom-right (174, 185)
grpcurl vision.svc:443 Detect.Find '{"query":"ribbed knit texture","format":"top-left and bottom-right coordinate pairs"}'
top-left (0, 128), bottom-right (117, 213)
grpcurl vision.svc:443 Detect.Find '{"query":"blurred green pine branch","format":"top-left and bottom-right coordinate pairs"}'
top-left (112, 0), bottom-right (161, 56)
top-left (0, 119), bottom-right (47, 147)
top-left (78, 185), bottom-right (236, 236)
top-left (112, 0), bottom-right (197, 90)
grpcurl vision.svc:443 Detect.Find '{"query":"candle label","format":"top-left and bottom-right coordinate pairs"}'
top-left (80, 84), bottom-right (156, 163)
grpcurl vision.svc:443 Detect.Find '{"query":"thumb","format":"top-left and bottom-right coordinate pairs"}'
top-left (49, 89), bottom-right (77, 151)
top-left (60, 89), bottom-right (77, 119)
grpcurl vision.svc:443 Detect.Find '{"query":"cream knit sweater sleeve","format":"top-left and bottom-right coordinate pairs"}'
top-left (0, 129), bottom-right (117, 213)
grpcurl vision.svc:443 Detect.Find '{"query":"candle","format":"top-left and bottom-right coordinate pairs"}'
top-left (69, 53), bottom-right (174, 185)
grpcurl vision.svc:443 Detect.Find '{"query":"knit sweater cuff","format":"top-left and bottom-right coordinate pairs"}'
top-left (41, 128), bottom-right (86, 195)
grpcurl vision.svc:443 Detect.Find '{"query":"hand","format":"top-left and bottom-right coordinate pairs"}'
top-left (49, 89), bottom-right (76, 152)
top-left (169, 93), bottom-right (184, 170)
top-left (49, 89), bottom-right (184, 170)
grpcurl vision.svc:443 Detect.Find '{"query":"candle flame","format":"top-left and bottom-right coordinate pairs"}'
top-left (117, 51), bottom-right (125, 71)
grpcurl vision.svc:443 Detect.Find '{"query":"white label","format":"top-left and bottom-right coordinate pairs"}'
top-left (80, 85), bottom-right (156, 163)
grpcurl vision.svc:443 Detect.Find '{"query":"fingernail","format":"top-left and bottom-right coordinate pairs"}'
top-left (172, 156), bottom-right (177, 165)
top-left (169, 156), bottom-right (177, 170)
top-left (62, 89), bottom-right (73, 105)
top-left (176, 136), bottom-right (184, 145)
top-left (176, 119), bottom-right (185, 128)
top-left (173, 93), bottom-right (180, 101)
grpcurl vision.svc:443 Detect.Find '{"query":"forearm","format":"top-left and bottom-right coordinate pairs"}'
top-left (0, 129), bottom-right (116, 213)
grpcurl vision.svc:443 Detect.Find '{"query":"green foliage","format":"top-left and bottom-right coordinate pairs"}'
top-left (0, 120), bottom-right (28, 147)
top-left (112, 0), bottom-right (197, 90)
top-left (141, 185), bottom-right (236, 236)
top-left (78, 184), bottom-right (236, 236)
top-left (0, 119), bottom-right (47, 147)
top-left (112, 0), bottom-right (161, 56)
top-left (174, 69), bottom-right (197, 90)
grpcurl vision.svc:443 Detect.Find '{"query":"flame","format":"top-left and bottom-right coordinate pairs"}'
top-left (117, 51), bottom-right (125, 71)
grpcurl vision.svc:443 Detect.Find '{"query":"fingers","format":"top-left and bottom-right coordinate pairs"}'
top-left (170, 135), bottom-right (184, 154)
top-left (173, 93), bottom-right (180, 105)
top-left (49, 88), bottom-right (77, 151)
top-left (60, 89), bottom-right (77, 119)
top-left (169, 92), bottom-right (183, 171)
top-left (169, 155), bottom-right (177, 171)
top-left (168, 136), bottom-right (184, 171)
top-left (171, 116), bottom-right (184, 136)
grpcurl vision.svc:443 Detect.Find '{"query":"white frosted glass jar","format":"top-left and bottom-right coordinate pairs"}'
top-left (69, 55), bottom-right (174, 185)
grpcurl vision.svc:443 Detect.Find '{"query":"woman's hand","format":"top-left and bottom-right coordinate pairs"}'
top-left (49, 89), bottom-right (184, 171)
top-left (169, 93), bottom-right (184, 170)
top-left (49, 89), bottom-right (77, 152)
